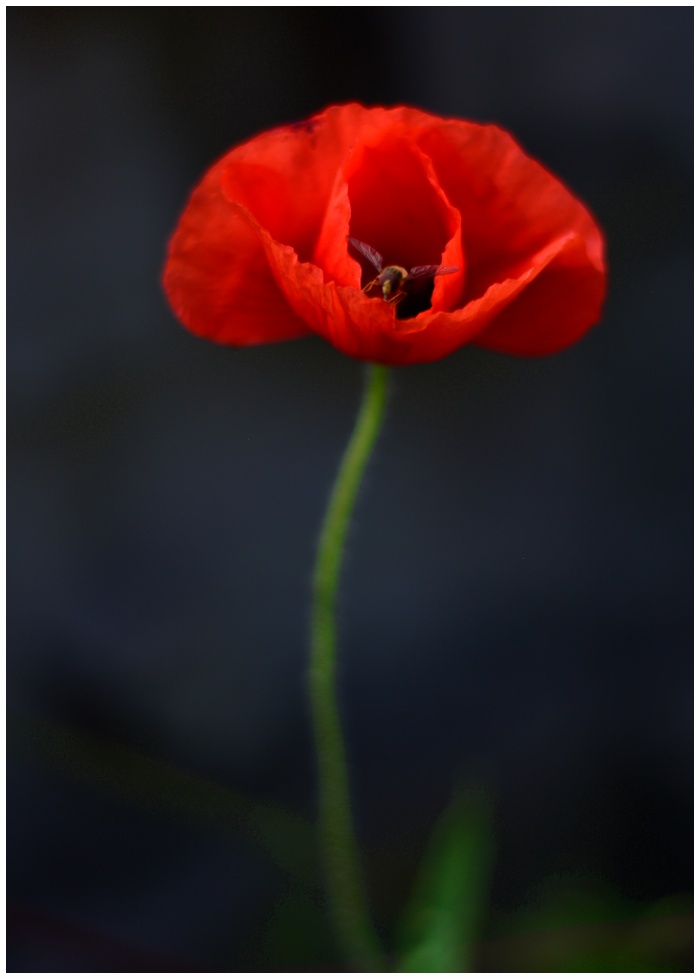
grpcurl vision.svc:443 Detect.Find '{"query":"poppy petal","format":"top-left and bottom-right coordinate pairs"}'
top-left (414, 119), bottom-right (605, 304)
top-left (163, 160), bottom-right (310, 345)
top-left (473, 234), bottom-right (606, 355)
top-left (313, 133), bottom-right (465, 312)
top-left (218, 104), bottom-right (383, 261)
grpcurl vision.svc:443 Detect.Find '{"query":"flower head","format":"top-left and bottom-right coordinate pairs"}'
top-left (163, 104), bottom-right (606, 365)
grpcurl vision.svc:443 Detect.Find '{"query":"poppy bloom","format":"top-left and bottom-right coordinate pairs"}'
top-left (163, 104), bottom-right (605, 366)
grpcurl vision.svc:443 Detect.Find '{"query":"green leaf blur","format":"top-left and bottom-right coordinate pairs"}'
top-left (395, 792), bottom-right (494, 972)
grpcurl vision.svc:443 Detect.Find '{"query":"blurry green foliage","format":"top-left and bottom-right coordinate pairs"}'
top-left (396, 791), bottom-right (494, 972)
top-left (10, 713), bottom-right (692, 972)
top-left (483, 878), bottom-right (692, 972)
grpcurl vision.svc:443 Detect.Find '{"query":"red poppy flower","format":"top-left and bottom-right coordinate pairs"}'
top-left (163, 104), bottom-right (606, 366)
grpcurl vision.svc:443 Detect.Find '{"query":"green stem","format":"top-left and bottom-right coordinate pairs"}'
top-left (310, 362), bottom-right (390, 971)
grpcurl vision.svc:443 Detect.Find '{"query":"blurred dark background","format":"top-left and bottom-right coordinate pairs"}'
top-left (7, 8), bottom-right (692, 971)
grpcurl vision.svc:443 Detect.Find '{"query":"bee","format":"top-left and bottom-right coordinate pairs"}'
top-left (348, 237), bottom-right (459, 305)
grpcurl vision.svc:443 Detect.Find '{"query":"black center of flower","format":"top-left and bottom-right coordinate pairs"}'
top-left (361, 268), bottom-right (436, 319)
top-left (394, 277), bottom-right (436, 319)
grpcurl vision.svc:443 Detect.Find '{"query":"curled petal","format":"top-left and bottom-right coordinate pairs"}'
top-left (474, 233), bottom-right (606, 355)
top-left (163, 160), bottom-right (310, 345)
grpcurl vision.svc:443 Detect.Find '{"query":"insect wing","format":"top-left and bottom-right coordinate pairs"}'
top-left (407, 264), bottom-right (460, 280)
top-left (348, 237), bottom-right (384, 273)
